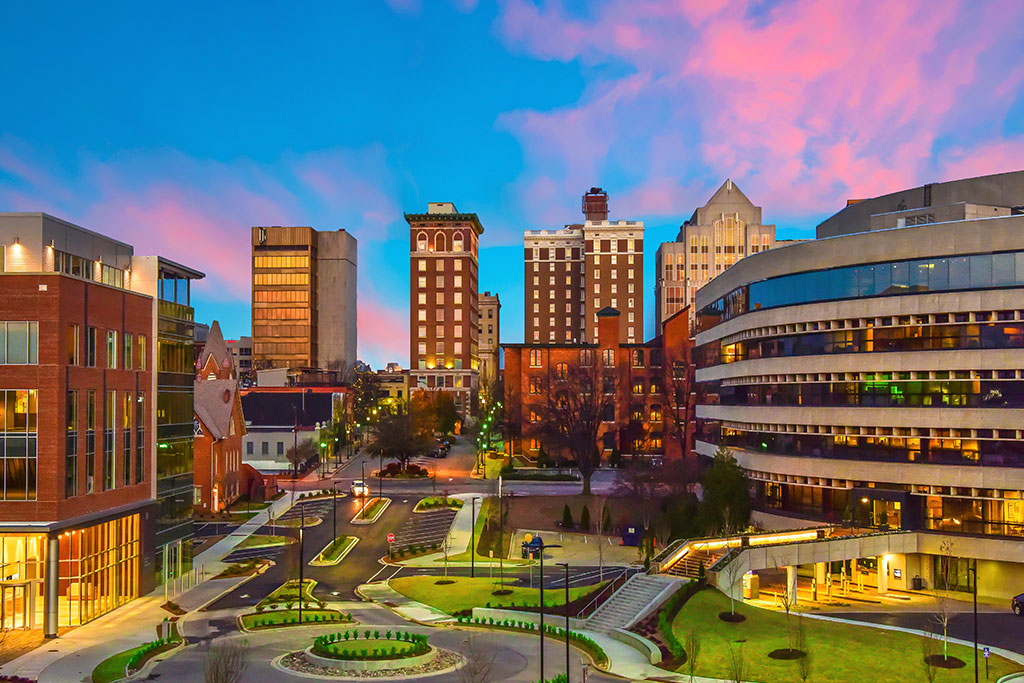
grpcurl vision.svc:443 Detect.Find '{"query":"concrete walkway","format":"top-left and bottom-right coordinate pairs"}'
top-left (356, 581), bottom-right (455, 624)
top-left (0, 495), bottom-right (296, 682)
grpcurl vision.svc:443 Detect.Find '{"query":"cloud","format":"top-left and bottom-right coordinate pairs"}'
top-left (495, 0), bottom-right (1024, 223)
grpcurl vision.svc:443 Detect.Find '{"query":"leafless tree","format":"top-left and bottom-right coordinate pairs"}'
top-left (203, 639), bottom-right (250, 683)
top-left (921, 630), bottom-right (939, 683)
top-left (931, 538), bottom-right (959, 663)
top-left (717, 552), bottom-right (745, 617)
top-left (726, 641), bottom-right (745, 683)
top-left (285, 440), bottom-right (317, 473)
top-left (530, 364), bottom-right (612, 495)
top-left (457, 636), bottom-right (497, 683)
top-left (683, 629), bottom-right (701, 683)
top-left (664, 353), bottom-right (693, 459)
top-left (795, 615), bottom-right (811, 680)
top-left (772, 556), bottom-right (797, 651)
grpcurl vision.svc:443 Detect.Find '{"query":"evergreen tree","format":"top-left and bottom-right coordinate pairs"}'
top-left (562, 504), bottom-right (574, 529)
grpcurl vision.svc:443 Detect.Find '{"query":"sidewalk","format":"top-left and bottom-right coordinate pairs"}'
top-left (356, 581), bottom-right (455, 624)
top-left (0, 494), bottom-right (296, 682)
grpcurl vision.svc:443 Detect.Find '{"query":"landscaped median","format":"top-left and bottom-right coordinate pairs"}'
top-left (91, 621), bottom-right (182, 683)
top-left (388, 575), bottom-right (608, 616)
top-left (238, 579), bottom-right (355, 632)
top-left (413, 496), bottom-right (463, 512)
top-left (454, 614), bottom-right (607, 668)
top-left (350, 497), bottom-right (389, 524)
top-left (310, 535), bottom-right (359, 566)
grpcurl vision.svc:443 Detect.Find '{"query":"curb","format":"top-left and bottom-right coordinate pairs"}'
top-left (350, 497), bottom-right (391, 525)
top-left (310, 537), bottom-right (360, 567)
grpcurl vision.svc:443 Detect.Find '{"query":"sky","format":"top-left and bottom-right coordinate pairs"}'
top-left (1, 0), bottom-right (1023, 369)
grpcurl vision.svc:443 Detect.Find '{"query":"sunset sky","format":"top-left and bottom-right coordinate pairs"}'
top-left (2, 0), bottom-right (1023, 368)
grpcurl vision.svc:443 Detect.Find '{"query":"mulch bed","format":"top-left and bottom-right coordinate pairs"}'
top-left (718, 611), bottom-right (746, 622)
top-left (925, 655), bottom-right (966, 669)
top-left (769, 648), bottom-right (806, 660)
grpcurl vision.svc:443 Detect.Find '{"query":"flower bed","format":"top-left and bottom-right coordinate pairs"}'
top-left (312, 630), bottom-right (429, 660)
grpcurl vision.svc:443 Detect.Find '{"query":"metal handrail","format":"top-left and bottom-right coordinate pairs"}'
top-left (575, 568), bottom-right (633, 619)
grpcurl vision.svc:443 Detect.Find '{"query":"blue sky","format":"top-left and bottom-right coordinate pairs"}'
top-left (2, 0), bottom-right (1022, 367)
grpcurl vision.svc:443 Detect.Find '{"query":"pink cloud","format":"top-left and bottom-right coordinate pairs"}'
top-left (357, 292), bottom-right (409, 365)
top-left (496, 0), bottom-right (1024, 221)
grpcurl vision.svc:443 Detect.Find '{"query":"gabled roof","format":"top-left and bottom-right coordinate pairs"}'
top-left (194, 379), bottom-right (239, 440)
top-left (198, 320), bottom-right (233, 377)
top-left (597, 307), bottom-right (621, 317)
top-left (704, 178), bottom-right (754, 209)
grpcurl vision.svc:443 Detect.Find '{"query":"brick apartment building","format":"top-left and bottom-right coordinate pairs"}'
top-left (478, 291), bottom-right (500, 399)
top-left (406, 202), bottom-right (483, 415)
top-left (503, 306), bottom-right (693, 461)
top-left (0, 213), bottom-right (202, 636)
top-left (524, 188), bottom-right (645, 345)
top-left (193, 321), bottom-right (245, 514)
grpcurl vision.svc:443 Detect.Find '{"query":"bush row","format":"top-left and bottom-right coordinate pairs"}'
top-left (454, 616), bottom-right (606, 666)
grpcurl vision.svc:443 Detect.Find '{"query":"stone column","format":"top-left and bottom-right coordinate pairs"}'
top-left (877, 555), bottom-right (888, 594)
top-left (44, 536), bottom-right (59, 638)
top-left (786, 565), bottom-right (798, 605)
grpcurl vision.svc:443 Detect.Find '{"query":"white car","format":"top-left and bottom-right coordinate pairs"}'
top-left (350, 480), bottom-right (369, 497)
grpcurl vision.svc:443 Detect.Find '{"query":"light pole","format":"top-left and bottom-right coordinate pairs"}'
top-left (470, 497), bottom-right (480, 578)
top-left (556, 561), bottom-right (570, 682)
top-left (298, 503), bottom-right (305, 625)
top-left (537, 541), bottom-right (562, 683)
top-left (332, 480), bottom-right (339, 542)
top-left (969, 559), bottom-right (978, 683)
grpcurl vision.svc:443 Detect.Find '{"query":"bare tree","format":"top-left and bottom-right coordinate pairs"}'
top-left (221, 469), bottom-right (241, 509)
top-left (664, 353), bottom-right (693, 459)
top-left (795, 615), bottom-right (811, 680)
top-left (614, 456), bottom-right (660, 535)
top-left (366, 410), bottom-right (432, 472)
top-left (203, 639), bottom-right (250, 683)
top-left (457, 635), bottom-right (497, 683)
top-left (683, 629), bottom-right (701, 683)
top-left (921, 630), bottom-right (939, 683)
top-left (285, 440), bottom-right (317, 474)
top-left (932, 538), bottom-right (957, 663)
top-left (717, 552), bottom-right (745, 617)
top-left (530, 364), bottom-right (611, 495)
top-left (726, 641), bottom-right (745, 683)
top-left (772, 556), bottom-right (797, 651)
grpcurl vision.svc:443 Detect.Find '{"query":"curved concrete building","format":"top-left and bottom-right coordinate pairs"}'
top-left (694, 180), bottom-right (1024, 597)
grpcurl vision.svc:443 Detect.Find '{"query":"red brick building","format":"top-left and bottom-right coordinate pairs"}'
top-left (193, 321), bottom-right (245, 514)
top-left (503, 306), bottom-right (693, 461)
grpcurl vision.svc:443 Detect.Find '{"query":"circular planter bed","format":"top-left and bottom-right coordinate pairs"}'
top-left (924, 654), bottom-right (966, 669)
top-left (718, 611), bottom-right (746, 623)
top-left (768, 648), bottom-right (806, 660)
top-left (491, 589), bottom-right (513, 596)
top-left (288, 630), bottom-right (438, 673)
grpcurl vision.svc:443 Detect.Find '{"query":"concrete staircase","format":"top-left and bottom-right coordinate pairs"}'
top-left (584, 573), bottom-right (682, 633)
top-left (665, 548), bottom-right (722, 578)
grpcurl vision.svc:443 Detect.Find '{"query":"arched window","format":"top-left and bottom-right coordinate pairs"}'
top-left (453, 231), bottom-right (464, 252)
top-left (434, 232), bottom-right (446, 252)
top-left (416, 232), bottom-right (428, 252)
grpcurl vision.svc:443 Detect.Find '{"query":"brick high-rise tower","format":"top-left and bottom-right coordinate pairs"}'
top-left (406, 203), bottom-right (483, 415)
top-left (524, 188), bottom-right (644, 345)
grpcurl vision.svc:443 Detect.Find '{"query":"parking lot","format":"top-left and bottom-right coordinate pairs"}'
top-left (391, 508), bottom-right (458, 552)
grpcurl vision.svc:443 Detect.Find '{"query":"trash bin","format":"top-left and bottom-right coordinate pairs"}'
top-left (911, 575), bottom-right (923, 591)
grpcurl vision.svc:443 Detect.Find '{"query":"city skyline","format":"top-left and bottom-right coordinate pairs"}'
top-left (2, 1), bottom-right (1023, 368)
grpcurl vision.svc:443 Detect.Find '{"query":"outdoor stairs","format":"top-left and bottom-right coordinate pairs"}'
top-left (584, 573), bottom-right (682, 633)
top-left (665, 548), bottom-right (722, 578)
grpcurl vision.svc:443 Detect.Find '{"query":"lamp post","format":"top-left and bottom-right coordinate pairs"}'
top-left (556, 561), bottom-right (570, 682)
top-left (298, 503), bottom-right (305, 625)
top-left (470, 497), bottom-right (480, 578)
top-left (968, 560), bottom-right (978, 683)
top-left (537, 541), bottom-right (562, 683)
top-left (332, 480), bottom-right (339, 542)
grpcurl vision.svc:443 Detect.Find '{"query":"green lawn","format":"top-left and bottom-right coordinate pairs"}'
top-left (240, 608), bottom-right (353, 630)
top-left (414, 496), bottom-right (464, 512)
top-left (670, 589), bottom-right (1023, 683)
top-left (272, 515), bottom-right (322, 528)
top-left (91, 625), bottom-right (180, 682)
top-left (312, 536), bottom-right (357, 565)
top-left (258, 579), bottom-right (324, 609)
top-left (389, 575), bottom-right (606, 615)
top-left (237, 534), bottom-right (293, 549)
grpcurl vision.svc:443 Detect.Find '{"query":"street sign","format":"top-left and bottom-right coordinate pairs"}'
top-left (984, 647), bottom-right (990, 658)
top-left (387, 532), bottom-right (395, 544)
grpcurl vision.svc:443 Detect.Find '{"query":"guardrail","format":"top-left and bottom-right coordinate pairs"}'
top-left (575, 568), bottom-right (634, 619)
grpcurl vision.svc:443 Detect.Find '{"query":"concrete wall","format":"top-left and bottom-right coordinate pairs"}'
top-left (316, 230), bottom-right (357, 371)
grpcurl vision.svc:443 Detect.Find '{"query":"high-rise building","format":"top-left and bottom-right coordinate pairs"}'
top-left (406, 202), bottom-right (483, 414)
top-left (693, 171), bottom-right (1024, 601)
top-left (0, 212), bottom-right (202, 635)
top-left (226, 335), bottom-right (253, 379)
top-left (524, 188), bottom-right (644, 345)
top-left (478, 291), bottom-right (500, 397)
top-left (250, 226), bottom-right (357, 373)
top-left (655, 179), bottom-right (777, 329)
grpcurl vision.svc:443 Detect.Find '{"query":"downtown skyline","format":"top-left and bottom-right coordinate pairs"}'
top-left (2, 0), bottom-right (1023, 368)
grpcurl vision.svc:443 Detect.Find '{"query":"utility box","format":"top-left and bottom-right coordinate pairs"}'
top-left (743, 572), bottom-right (760, 599)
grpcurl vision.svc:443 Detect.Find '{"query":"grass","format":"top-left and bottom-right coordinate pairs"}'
top-left (240, 608), bottom-right (353, 630)
top-left (414, 496), bottom-right (464, 512)
top-left (272, 515), bottom-right (322, 528)
top-left (313, 638), bottom-right (423, 660)
top-left (91, 623), bottom-right (181, 682)
top-left (214, 558), bottom-right (267, 579)
top-left (444, 497), bottom-right (524, 564)
top-left (257, 579), bottom-right (324, 609)
top-left (237, 533), bottom-right (293, 550)
top-left (389, 575), bottom-right (607, 615)
top-left (355, 497), bottom-right (387, 520)
top-left (311, 536), bottom-right (357, 565)
top-left (229, 499), bottom-right (271, 512)
top-left (669, 589), bottom-right (1023, 683)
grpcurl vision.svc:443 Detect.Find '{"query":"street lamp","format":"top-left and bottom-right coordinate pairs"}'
top-left (968, 559), bottom-right (978, 683)
top-left (537, 541), bottom-right (562, 683)
top-left (470, 497), bottom-right (480, 578)
top-left (298, 503), bottom-right (305, 625)
top-left (332, 480), bottom-right (340, 542)
top-left (556, 561), bottom-right (570, 682)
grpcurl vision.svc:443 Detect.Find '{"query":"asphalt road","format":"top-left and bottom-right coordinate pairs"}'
top-left (839, 609), bottom-right (1024, 656)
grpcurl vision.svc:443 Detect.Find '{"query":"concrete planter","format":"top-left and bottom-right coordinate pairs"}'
top-left (303, 644), bottom-right (437, 672)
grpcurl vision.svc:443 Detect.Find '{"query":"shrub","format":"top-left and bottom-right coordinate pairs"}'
top-left (373, 629), bottom-right (380, 639)
top-left (562, 504), bottom-right (574, 528)
top-left (364, 629), bottom-right (371, 639)
top-left (580, 505), bottom-right (591, 531)
top-left (385, 630), bottom-right (392, 640)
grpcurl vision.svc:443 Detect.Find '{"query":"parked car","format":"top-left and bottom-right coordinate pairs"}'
top-left (521, 535), bottom-right (544, 559)
top-left (350, 480), bottom-right (369, 497)
top-left (1013, 592), bottom-right (1023, 616)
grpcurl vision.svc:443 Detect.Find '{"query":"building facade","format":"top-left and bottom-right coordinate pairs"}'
top-left (656, 179), bottom-right (777, 330)
top-left (251, 226), bottom-right (357, 372)
top-left (694, 184), bottom-right (1024, 598)
top-left (241, 387), bottom-right (340, 475)
top-left (193, 321), bottom-right (245, 514)
top-left (406, 203), bottom-right (483, 415)
top-left (226, 336), bottom-right (253, 380)
top-left (478, 291), bottom-right (500, 398)
top-left (0, 213), bottom-right (201, 635)
top-left (503, 306), bottom-right (692, 461)
top-left (524, 188), bottom-right (644, 345)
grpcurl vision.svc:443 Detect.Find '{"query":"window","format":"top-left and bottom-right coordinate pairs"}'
top-left (123, 333), bottom-right (132, 370)
top-left (434, 233), bottom-right (446, 252)
top-left (650, 404), bottom-right (663, 422)
top-left (103, 391), bottom-right (115, 490)
top-left (435, 325), bottom-right (444, 338)
top-left (529, 377), bottom-right (543, 394)
top-left (417, 342), bottom-right (426, 354)
top-left (555, 362), bottom-right (569, 379)
top-left (418, 259), bottom-right (426, 272)
top-left (105, 330), bottom-right (117, 369)
top-left (418, 293), bottom-right (427, 305)
top-left (436, 292), bottom-right (444, 305)
top-left (632, 380), bottom-right (644, 395)
top-left (632, 349), bottom-right (645, 366)
top-left (418, 276), bottom-right (427, 288)
top-left (65, 390), bottom-right (78, 498)
top-left (122, 392), bottom-right (132, 486)
top-left (246, 441), bottom-right (253, 456)
top-left (601, 348), bottom-right (615, 365)
top-left (135, 393), bottom-right (145, 484)
top-left (580, 349), bottom-right (594, 366)
top-left (136, 335), bottom-right (146, 371)
top-left (454, 325), bottom-right (463, 337)
top-left (530, 349), bottom-right (543, 368)
top-left (261, 442), bottom-right (269, 456)
top-left (85, 391), bottom-right (96, 493)
top-left (418, 325), bottom-right (426, 338)
top-left (416, 232), bottom-right (428, 251)
top-left (454, 275), bottom-right (463, 287)
top-left (0, 322), bottom-right (38, 365)
top-left (454, 292), bottom-right (462, 305)
top-left (602, 404), bottom-right (615, 422)
top-left (454, 308), bottom-right (462, 321)
top-left (454, 259), bottom-right (462, 271)
top-left (418, 309), bottom-right (427, 321)
top-left (277, 442), bottom-right (284, 456)
top-left (603, 374), bottom-right (615, 394)
top-left (68, 324), bottom-right (80, 365)
top-left (435, 275), bottom-right (444, 287)
top-left (453, 232), bottom-right (464, 252)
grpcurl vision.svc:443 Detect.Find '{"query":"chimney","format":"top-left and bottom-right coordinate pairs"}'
top-left (582, 187), bottom-right (609, 222)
